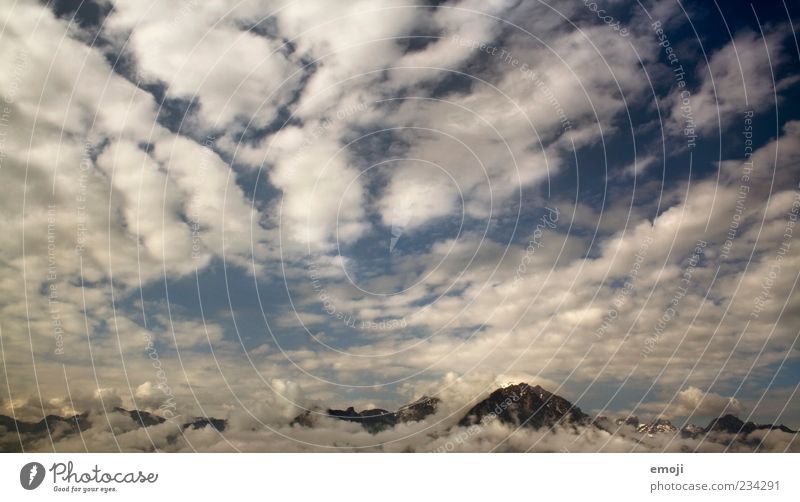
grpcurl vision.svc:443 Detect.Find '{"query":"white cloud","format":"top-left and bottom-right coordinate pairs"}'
top-left (668, 28), bottom-right (793, 135)
top-left (640, 386), bottom-right (744, 419)
top-left (106, 0), bottom-right (300, 130)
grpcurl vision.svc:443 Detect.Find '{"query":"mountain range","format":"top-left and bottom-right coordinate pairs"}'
top-left (293, 395), bottom-right (442, 433)
top-left (1, 383), bottom-right (795, 451)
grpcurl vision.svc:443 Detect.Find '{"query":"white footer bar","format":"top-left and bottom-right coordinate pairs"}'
top-left (1, 453), bottom-right (797, 500)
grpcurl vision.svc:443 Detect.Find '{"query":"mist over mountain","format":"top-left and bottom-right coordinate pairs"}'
top-left (458, 383), bottom-right (590, 430)
top-left (2, 384), bottom-right (795, 453)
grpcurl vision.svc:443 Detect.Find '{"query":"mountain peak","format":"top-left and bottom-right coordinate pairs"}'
top-left (705, 414), bottom-right (797, 435)
top-left (293, 395), bottom-right (441, 434)
top-left (705, 414), bottom-right (754, 434)
top-left (637, 418), bottom-right (678, 434)
top-left (458, 383), bottom-right (589, 429)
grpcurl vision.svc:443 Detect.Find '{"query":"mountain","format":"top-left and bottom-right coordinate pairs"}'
top-left (0, 408), bottom-right (226, 449)
top-left (0, 412), bottom-right (88, 435)
top-left (705, 414), bottom-right (757, 434)
top-left (326, 407), bottom-right (398, 433)
top-left (704, 414), bottom-right (797, 435)
top-left (637, 418), bottom-right (678, 435)
top-left (397, 396), bottom-right (440, 423)
top-left (294, 384), bottom-right (590, 433)
top-left (3, 387), bottom-right (797, 451)
top-left (183, 417), bottom-right (227, 432)
top-left (758, 424), bottom-right (799, 433)
top-left (294, 395), bottom-right (441, 434)
top-left (458, 383), bottom-right (590, 429)
top-left (615, 416), bottom-right (640, 428)
top-left (113, 407), bottom-right (165, 427)
top-left (592, 415), bottom-right (612, 430)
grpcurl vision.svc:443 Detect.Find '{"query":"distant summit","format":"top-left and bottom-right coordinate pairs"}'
top-left (637, 418), bottom-right (678, 435)
top-left (0, 408), bottom-right (226, 451)
top-left (458, 383), bottom-right (590, 429)
top-left (293, 395), bottom-right (441, 433)
top-left (704, 414), bottom-right (797, 435)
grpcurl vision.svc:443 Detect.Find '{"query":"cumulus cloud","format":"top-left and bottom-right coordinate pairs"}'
top-left (104, 0), bottom-right (301, 130)
top-left (668, 28), bottom-right (793, 135)
top-left (640, 387), bottom-right (744, 419)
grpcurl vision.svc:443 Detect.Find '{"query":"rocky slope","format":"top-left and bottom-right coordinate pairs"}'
top-left (458, 383), bottom-right (590, 429)
top-left (293, 395), bottom-right (441, 433)
top-left (704, 414), bottom-right (797, 435)
top-left (637, 418), bottom-right (678, 435)
top-left (0, 407), bottom-right (226, 451)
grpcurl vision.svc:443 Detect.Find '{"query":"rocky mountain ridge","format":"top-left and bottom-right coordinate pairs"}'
top-left (293, 395), bottom-right (441, 433)
top-left (612, 413), bottom-right (797, 438)
top-left (457, 383), bottom-right (590, 429)
top-left (2, 384), bottom-right (796, 450)
top-left (0, 407), bottom-right (225, 442)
